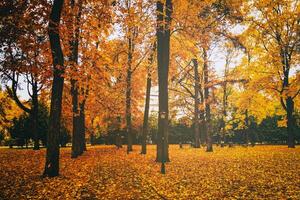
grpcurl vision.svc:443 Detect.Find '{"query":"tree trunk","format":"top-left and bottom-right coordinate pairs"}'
top-left (32, 81), bottom-right (39, 150)
top-left (221, 57), bottom-right (229, 147)
top-left (90, 118), bottom-right (95, 145)
top-left (90, 133), bottom-right (95, 145)
top-left (281, 49), bottom-right (295, 148)
top-left (244, 109), bottom-right (249, 146)
top-left (141, 72), bottom-right (151, 154)
top-left (141, 43), bottom-right (155, 154)
top-left (126, 33), bottom-right (134, 153)
top-left (203, 48), bottom-right (213, 152)
top-left (79, 101), bottom-right (86, 153)
top-left (70, 0), bottom-right (82, 158)
top-left (286, 97), bottom-right (295, 148)
top-left (192, 58), bottom-right (201, 148)
top-left (43, 0), bottom-right (64, 178)
top-left (71, 81), bottom-right (81, 158)
top-left (199, 84), bottom-right (205, 145)
top-left (156, 0), bottom-right (172, 163)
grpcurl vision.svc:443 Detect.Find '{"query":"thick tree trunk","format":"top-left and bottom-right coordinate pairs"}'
top-left (141, 73), bottom-right (151, 154)
top-left (280, 50), bottom-right (295, 148)
top-left (156, 0), bottom-right (172, 163)
top-left (203, 48), bottom-right (213, 152)
top-left (286, 97), bottom-right (295, 148)
top-left (192, 58), bottom-right (201, 148)
top-left (43, 0), bottom-right (64, 178)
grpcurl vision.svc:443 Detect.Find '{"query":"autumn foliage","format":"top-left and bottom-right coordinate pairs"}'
top-left (0, 0), bottom-right (300, 198)
top-left (0, 145), bottom-right (300, 199)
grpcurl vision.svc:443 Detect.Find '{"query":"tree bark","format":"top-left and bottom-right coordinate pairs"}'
top-left (286, 97), bottom-right (295, 148)
top-left (280, 49), bottom-right (295, 148)
top-left (32, 80), bottom-right (39, 150)
top-left (244, 109), bottom-right (249, 145)
top-left (192, 58), bottom-right (201, 148)
top-left (43, 0), bottom-right (64, 178)
top-left (69, 0), bottom-right (83, 158)
top-left (156, 0), bottom-right (172, 163)
top-left (141, 70), bottom-right (151, 154)
top-left (126, 35), bottom-right (133, 153)
top-left (141, 43), bottom-right (155, 154)
top-left (203, 48), bottom-right (213, 152)
top-left (221, 54), bottom-right (229, 147)
top-left (71, 80), bottom-right (81, 158)
top-left (79, 101), bottom-right (86, 153)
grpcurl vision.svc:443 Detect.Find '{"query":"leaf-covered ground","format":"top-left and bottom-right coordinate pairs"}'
top-left (0, 145), bottom-right (299, 199)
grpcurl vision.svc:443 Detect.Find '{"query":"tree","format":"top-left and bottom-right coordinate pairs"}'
top-left (67, 0), bottom-right (84, 159)
top-left (43, 0), bottom-right (65, 178)
top-left (192, 58), bottom-right (201, 148)
top-left (0, 0), bottom-right (51, 150)
top-left (156, 0), bottom-right (173, 168)
top-left (141, 42), bottom-right (156, 154)
top-left (242, 0), bottom-right (299, 147)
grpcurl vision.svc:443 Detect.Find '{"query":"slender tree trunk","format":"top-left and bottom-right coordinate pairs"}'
top-left (156, 0), bottom-right (172, 163)
top-left (199, 84), bottom-right (205, 145)
top-left (71, 81), bottom-right (81, 158)
top-left (221, 58), bottom-right (229, 147)
top-left (126, 36), bottom-right (133, 153)
top-left (221, 82), bottom-right (227, 147)
top-left (141, 43), bottom-right (155, 154)
top-left (203, 48), bottom-right (213, 152)
top-left (70, 0), bottom-right (82, 158)
top-left (244, 109), bottom-right (249, 145)
top-left (90, 133), bottom-right (95, 145)
top-left (79, 101), bottom-right (86, 153)
top-left (32, 81), bottom-right (39, 150)
top-left (192, 58), bottom-right (201, 148)
top-left (90, 118), bottom-right (95, 145)
top-left (43, 0), bottom-right (64, 177)
top-left (141, 71), bottom-right (151, 154)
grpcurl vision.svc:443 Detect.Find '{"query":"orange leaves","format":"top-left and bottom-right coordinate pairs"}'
top-left (1, 145), bottom-right (300, 199)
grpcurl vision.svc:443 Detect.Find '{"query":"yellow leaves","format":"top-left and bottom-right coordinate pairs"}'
top-left (1, 145), bottom-right (300, 199)
top-left (277, 118), bottom-right (287, 127)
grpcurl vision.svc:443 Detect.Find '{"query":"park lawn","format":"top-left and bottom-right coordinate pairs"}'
top-left (0, 145), bottom-right (299, 199)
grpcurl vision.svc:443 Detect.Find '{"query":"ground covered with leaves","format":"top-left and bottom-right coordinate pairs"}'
top-left (0, 145), bottom-right (299, 199)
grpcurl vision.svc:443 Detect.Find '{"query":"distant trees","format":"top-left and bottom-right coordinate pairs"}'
top-left (7, 103), bottom-right (70, 148)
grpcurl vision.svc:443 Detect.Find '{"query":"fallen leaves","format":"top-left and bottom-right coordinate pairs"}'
top-left (0, 145), bottom-right (299, 199)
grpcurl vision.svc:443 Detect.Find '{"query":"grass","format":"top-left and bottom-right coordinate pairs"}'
top-left (0, 145), bottom-right (299, 199)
